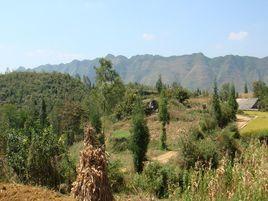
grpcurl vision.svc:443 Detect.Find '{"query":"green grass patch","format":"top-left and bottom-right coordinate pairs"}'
top-left (111, 130), bottom-right (130, 139)
top-left (241, 111), bottom-right (268, 134)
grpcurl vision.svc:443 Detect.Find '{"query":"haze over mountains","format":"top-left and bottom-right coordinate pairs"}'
top-left (17, 53), bottom-right (268, 91)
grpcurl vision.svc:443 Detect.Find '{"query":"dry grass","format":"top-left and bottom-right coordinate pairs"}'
top-left (0, 183), bottom-right (75, 201)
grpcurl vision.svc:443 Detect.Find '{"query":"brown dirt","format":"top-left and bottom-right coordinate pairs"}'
top-left (152, 151), bottom-right (178, 164)
top-left (0, 183), bottom-right (75, 201)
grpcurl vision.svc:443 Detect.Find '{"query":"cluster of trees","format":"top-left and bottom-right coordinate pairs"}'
top-left (253, 80), bottom-right (268, 110)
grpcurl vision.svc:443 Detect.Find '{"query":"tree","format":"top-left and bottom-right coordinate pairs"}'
top-left (130, 98), bottom-right (150, 173)
top-left (219, 83), bottom-right (231, 102)
top-left (228, 84), bottom-right (238, 120)
top-left (95, 58), bottom-right (125, 114)
top-left (158, 90), bottom-right (170, 150)
top-left (211, 81), bottom-right (222, 127)
top-left (27, 127), bottom-right (63, 187)
top-left (244, 82), bottom-right (248, 94)
top-left (253, 80), bottom-right (267, 98)
top-left (156, 75), bottom-right (163, 94)
top-left (89, 109), bottom-right (104, 145)
top-left (39, 98), bottom-right (48, 128)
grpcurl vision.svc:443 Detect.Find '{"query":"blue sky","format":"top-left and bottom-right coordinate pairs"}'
top-left (0, 0), bottom-right (267, 71)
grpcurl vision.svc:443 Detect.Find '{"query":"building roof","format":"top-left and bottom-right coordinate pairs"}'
top-left (236, 98), bottom-right (259, 110)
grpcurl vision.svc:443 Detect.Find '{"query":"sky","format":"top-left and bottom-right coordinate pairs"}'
top-left (0, 0), bottom-right (268, 72)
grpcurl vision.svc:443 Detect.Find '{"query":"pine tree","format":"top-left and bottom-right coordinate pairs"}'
top-left (228, 84), bottom-right (239, 120)
top-left (212, 81), bottom-right (222, 127)
top-left (39, 98), bottom-right (48, 128)
top-left (244, 82), bottom-right (248, 94)
top-left (158, 90), bottom-right (170, 150)
top-left (156, 75), bottom-right (163, 94)
top-left (90, 110), bottom-right (104, 145)
top-left (130, 98), bottom-right (150, 173)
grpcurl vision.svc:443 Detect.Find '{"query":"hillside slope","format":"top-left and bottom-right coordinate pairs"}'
top-left (0, 72), bottom-right (87, 107)
top-left (18, 53), bottom-right (268, 91)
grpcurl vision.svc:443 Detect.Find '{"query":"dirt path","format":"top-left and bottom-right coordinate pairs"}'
top-left (152, 151), bottom-right (178, 164)
top-left (236, 114), bottom-right (254, 129)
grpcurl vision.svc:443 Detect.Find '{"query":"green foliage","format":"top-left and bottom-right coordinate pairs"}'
top-left (130, 99), bottom-right (150, 173)
top-left (50, 101), bottom-right (83, 145)
top-left (155, 74), bottom-right (163, 94)
top-left (6, 129), bottom-right (29, 181)
top-left (114, 88), bottom-right (139, 120)
top-left (107, 160), bottom-right (125, 193)
top-left (211, 81), bottom-right (223, 127)
top-left (95, 58), bottom-right (125, 114)
top-left (180, 135), bottom-right (219, 169)
top-left (227, 84), bottom-right (238, 120)
top-left (244, 82), bottom-right (248, 93)
top-left (109, 131), bottom-right (130, 152)
top-left (131, 162), bottom-right (179, 199)
top-left (0, 72), bottom-right (88, 110)
top-left (219, 83), bottom-right (231, 102)
top-left (199, 114), bottom-right (217, 132)
top-left (27, 127), bottom-right (63, 187)
top-left (159, 91), bottom-right (170, 125)
top-left (169, 84), bottom-right (190, 104)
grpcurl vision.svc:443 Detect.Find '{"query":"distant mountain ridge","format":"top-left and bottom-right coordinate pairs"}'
top-left (17, 53), bottom-right (268, 91)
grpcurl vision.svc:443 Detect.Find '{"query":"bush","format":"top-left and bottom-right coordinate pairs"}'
top-left (107, 160), bottom-right (125, 193)
top-left (199, 114), bottom-right (217, 132)
top-left (109, 137), bottom-right (129, 152)
top-left (131, 162), bottom-right (179, 199)
top-left (180, 135), bottom-right (219, 169)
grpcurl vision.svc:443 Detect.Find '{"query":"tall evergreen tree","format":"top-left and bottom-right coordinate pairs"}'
top-left (130, 98), bottom-right (150, 173)
top-left (39, 98), bottom-right (48, 128)
top-left (228, 84), bottom-right (239, 120)
top-left (156, 75), bottom-right (163, 94)
top-left (212, 81), bottom-right (222, 127)
top-left (244, 82), bottom-right (248, 94)
top-left (158, 90), bottom-right (170, 150)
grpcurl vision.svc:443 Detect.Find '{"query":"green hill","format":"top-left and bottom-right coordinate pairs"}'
top-left (0, 72), bottom-right (88, 109)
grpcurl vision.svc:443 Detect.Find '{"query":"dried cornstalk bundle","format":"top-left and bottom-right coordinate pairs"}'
top-left (72, 126), bottom-right (113, 201)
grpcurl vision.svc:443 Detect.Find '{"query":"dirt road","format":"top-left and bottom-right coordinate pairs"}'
top-left (152, 151), bottom-right (178, 164)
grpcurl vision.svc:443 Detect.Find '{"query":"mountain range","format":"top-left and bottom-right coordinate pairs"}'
top-left (17, 53), bottom-right (268, 91)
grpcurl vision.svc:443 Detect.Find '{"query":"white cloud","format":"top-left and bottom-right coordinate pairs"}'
top-left (142, 33), bottom-right (156, 41)
top-left (228, 31), bottom-right (248, 41)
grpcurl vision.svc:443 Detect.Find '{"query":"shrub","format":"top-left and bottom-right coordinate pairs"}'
top-left (109, 137), bottom-right (129, 152)
top-left (180, 135), bottom-right (219, 169)
top-left (107, 160), bottom-right (125, 193)
top-left (131, 162), bottom-right (179, 199)
top-left (199, 114), bottom-right (217, 132)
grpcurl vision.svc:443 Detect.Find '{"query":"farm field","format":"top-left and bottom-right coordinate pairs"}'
top-left (241, 111), bottom-right (268, 134)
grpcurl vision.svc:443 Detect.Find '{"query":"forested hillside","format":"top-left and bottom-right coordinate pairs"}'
top-left (0, 72), bottom-right (88, 110)
top-left (18, 53), bottom-right (268, 91)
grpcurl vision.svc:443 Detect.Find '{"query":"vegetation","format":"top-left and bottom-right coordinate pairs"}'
top-left (158, 90), bottom-right (170, 150)
top-left (0, 59), bottom-right (267, 200)
top-left (130, 99), bottom-right (150, 173)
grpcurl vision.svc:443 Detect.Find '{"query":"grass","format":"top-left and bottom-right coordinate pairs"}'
top-left (241, 111), bottom-right (268, 134)
top-left (111, 130), bottom-right (130, 139)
